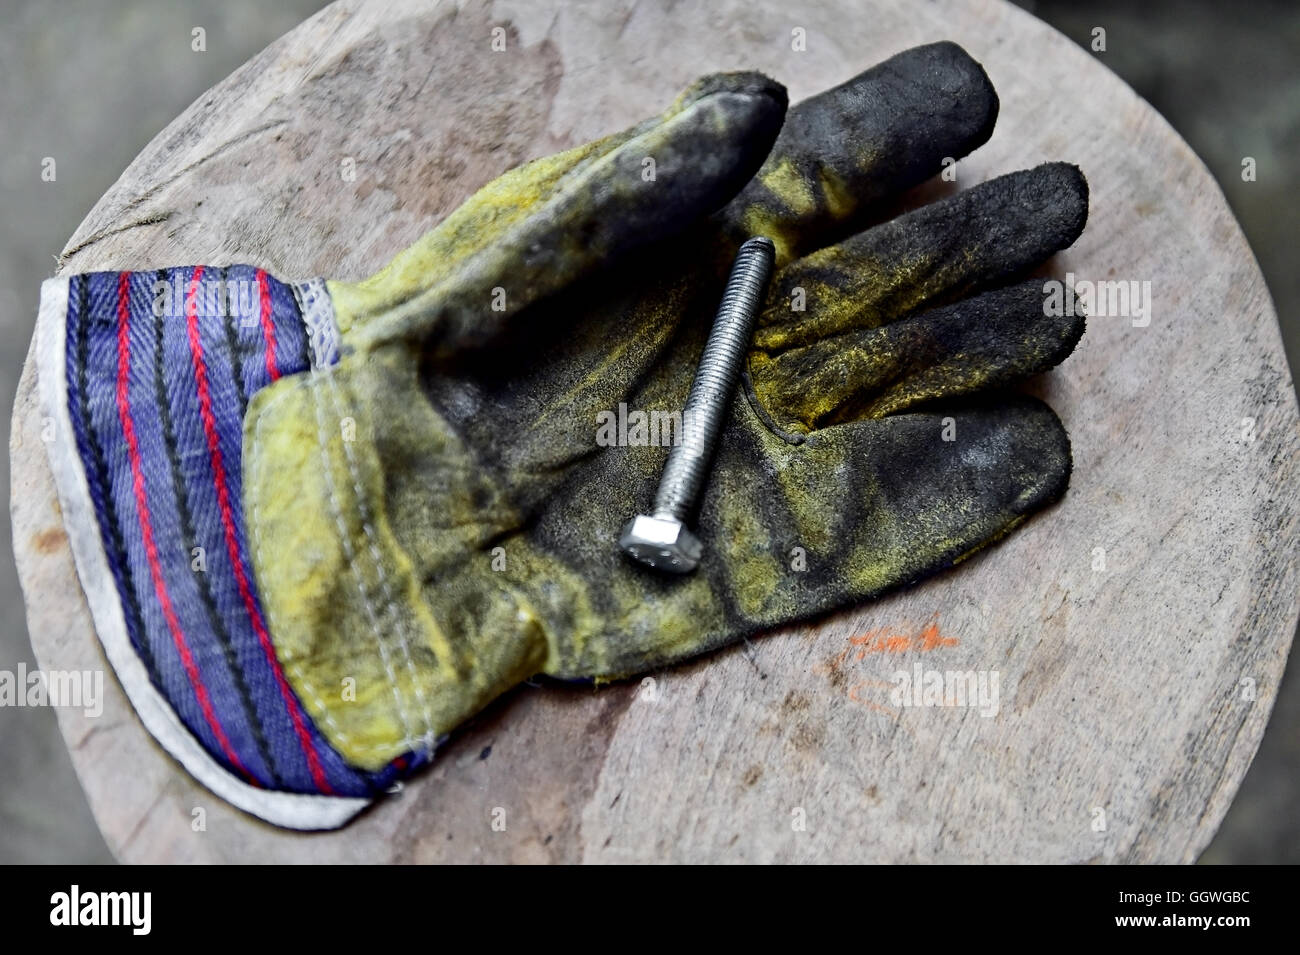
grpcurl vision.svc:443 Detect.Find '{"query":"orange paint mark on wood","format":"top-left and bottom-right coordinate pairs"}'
top-left (820, 613), bottom-right (958, 674)
top-left (818, 615), bottom-right (960, 714)
top-left (847, 679), bottom-right (901, 716)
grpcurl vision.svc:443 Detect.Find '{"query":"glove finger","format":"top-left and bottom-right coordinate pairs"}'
top-left (754, 162), bottom-right (1088, 353)
top-left (717, 41), bottom-right (999, 266)
top-left (749, 279), bottom-right (1084, 434)
top-left (543, 396), bottom-right (1071, 679)
top-left (330, 72), bottom-right (787, 357)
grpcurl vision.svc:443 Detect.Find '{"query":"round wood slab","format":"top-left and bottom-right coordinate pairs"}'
top-left (11, 0), bottom-right (1299, 862)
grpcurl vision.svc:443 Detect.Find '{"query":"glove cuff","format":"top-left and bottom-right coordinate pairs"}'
top-left (36, 268), bottom-right (421, 829)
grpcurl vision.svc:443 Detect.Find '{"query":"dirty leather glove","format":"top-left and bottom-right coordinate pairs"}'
top-left (251, 39), bottom-right (1087, 790)
top-left (40, 64), bottom-right (786, 827)
top-left (39, 41), bottom-right (1088, 829)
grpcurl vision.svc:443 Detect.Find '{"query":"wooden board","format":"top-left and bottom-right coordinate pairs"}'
top-left (10, 0), bottom-right (1299, 863)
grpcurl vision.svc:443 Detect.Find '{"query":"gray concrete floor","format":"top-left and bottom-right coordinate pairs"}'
top-left (1, 0), bottom-right (1295, 863)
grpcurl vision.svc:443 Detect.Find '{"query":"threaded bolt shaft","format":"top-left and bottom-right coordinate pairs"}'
top-left (619, 237), bottom-right (775, 573)
top-left (654, 236), bottom-right (774, 520)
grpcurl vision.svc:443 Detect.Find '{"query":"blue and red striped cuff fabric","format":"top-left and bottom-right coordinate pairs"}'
top-left (63, 265), bottom-right (424, 797)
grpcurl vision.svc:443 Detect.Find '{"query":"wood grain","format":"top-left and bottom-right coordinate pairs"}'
top-left (10, 0), bottom-right (1299, 862)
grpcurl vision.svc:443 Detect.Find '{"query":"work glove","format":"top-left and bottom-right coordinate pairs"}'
top-left (38, 41), bottom-right (1088, 829)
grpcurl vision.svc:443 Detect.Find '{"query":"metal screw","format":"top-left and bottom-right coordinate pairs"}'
top-left (619, 236), bottom-right (776, 573)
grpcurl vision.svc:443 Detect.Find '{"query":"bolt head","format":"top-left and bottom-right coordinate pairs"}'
top-left (619, 514), bottom-right (702, 574)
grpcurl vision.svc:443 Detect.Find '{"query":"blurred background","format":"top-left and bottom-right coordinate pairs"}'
top-left (0, 0), bottom-right (1295, 863)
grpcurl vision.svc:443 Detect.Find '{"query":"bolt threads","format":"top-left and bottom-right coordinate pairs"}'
top-left (652, 236), bottom-right (775, 522)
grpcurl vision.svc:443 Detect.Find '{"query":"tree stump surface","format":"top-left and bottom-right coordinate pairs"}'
top-left (10, 0), bottom-right (1298, 862)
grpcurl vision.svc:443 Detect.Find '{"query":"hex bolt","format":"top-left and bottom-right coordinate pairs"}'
top-left (619, 236), bottom-right (776, 573)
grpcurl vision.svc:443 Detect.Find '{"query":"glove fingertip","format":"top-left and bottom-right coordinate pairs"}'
top-left (678, 70), bottom-right (789, 115)
top-left (909, 40), bottom-right (1001, 159)
top-left (1036, 161), bottom-right (1090, 249)
top-left (667, 71), bottom-right (789, 207)
top-left (1009, 395), bottom-right (1075, 509)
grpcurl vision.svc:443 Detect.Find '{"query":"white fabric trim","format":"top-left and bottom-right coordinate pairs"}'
top-left (293, 278), bottom-right (341, 369)
top-left (35, 275), bottom-right (371, 831)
